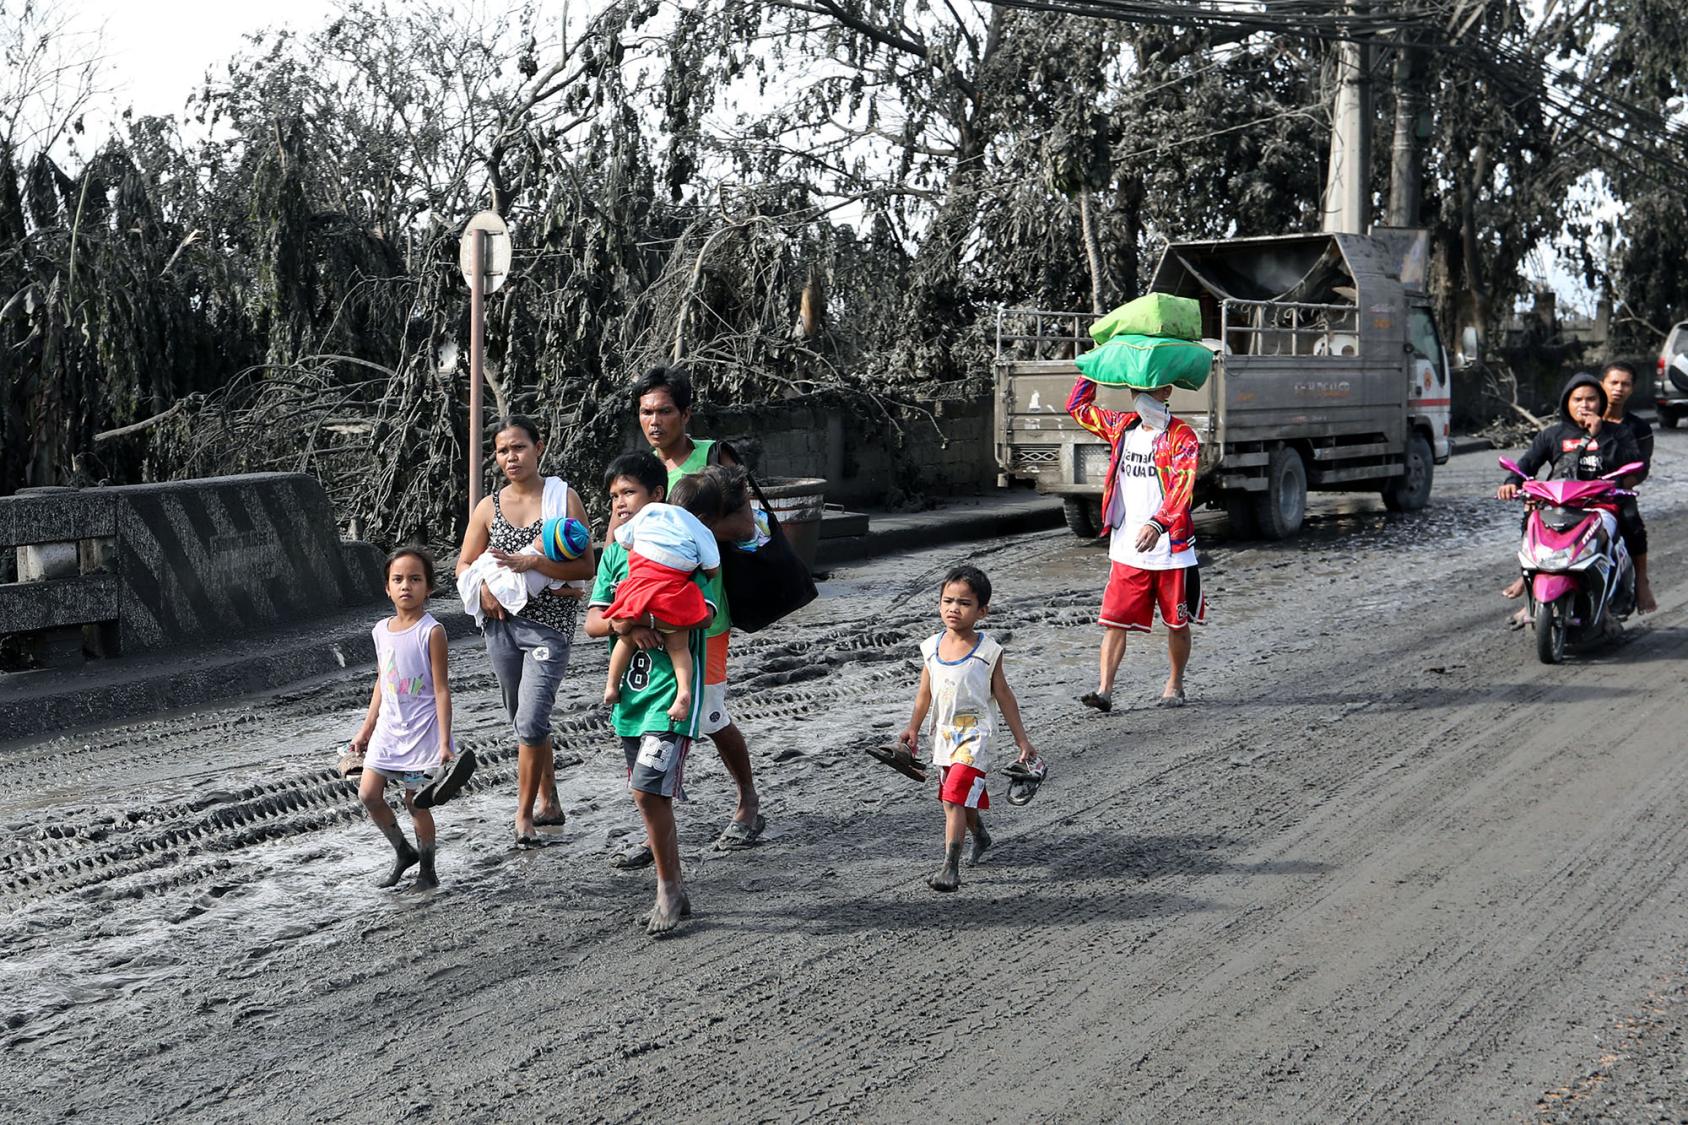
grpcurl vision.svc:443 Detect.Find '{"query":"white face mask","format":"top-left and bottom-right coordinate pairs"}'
top-left (1134, 392), bottom-right (1171, 429)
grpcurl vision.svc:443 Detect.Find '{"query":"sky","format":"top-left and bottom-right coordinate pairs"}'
top-left (74, 0), bottom-right (341, 125)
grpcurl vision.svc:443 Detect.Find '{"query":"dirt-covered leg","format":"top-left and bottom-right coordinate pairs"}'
top-left (1163, 625), bottom-right (1192, 701)
top-left (633, 788), bottom-right (687, 934)
top-left (405, 791), bottom-right (438, 890)
top-left (930, 802), bottom-right (966, 891)
top-left (361, 771), bottom-right (417, 888)
top-left (967, 807), bottom-right (991, 866)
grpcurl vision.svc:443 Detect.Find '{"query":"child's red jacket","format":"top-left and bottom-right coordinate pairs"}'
top-left (1065, 376), bottom-right (1200, 551)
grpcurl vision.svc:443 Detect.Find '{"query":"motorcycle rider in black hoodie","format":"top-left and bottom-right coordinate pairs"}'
top-left (1496, 372), bottom-right (1644, 619)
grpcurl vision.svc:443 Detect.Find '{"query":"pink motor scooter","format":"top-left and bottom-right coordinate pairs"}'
top-left (1498, 456), bottom-right (1641, 664)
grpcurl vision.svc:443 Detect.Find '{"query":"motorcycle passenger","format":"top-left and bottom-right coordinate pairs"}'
top-left (1498, 372), bottom-right (1643, 620)
top-left (1600, 361), bottom-right (1656, 614)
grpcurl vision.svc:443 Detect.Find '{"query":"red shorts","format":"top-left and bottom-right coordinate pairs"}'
top-left (1100, 561), bottom-right (1205, 633)
top-left (937, 764), bottom-right (990, 810)
top-left (704, 631), bottom-right (729, 686)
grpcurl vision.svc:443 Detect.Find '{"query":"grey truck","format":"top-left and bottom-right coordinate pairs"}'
top-left (994, 231), bottom-right (1454, 539)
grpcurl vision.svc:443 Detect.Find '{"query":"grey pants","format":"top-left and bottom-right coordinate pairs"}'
top-left (483, 615), bottom-right (573, 745)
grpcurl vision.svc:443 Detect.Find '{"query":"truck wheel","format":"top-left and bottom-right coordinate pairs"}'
top-left (1222, 492), bottom-right (1258, 538)
top-left (1382, 433), bottom-right (1434, 513)
top-left (1251, 447), bottom-right (1306, 540)
top-left (1659, 407), bottom-right (1680, 429)
top-left (1063, 496), bottom-right (1098, 538)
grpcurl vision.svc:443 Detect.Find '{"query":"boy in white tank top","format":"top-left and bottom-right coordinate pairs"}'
top-left (898, 566), bottom-right (1042, 892)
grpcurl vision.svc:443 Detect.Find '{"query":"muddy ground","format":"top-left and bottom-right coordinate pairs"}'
top-left (4, 438), bottom-right (1687, 1124)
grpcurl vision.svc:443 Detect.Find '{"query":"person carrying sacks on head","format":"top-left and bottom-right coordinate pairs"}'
top-left (1067, 293), bottom-right (1211, 713)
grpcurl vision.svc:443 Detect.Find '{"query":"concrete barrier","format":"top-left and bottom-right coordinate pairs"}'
top-left (1, 473), bottom-right (384, 669)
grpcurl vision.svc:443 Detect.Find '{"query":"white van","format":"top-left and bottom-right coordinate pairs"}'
top-left (1656, 320), bottom-right (1688, 428)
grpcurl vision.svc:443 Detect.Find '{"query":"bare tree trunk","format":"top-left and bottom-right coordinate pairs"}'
top-left (1079, 190), bottom-right (1107, 314)
top-left (1385, 26), bottom-right (1424, 227)
top-left (1457, 142), bottom-right (1491, 344)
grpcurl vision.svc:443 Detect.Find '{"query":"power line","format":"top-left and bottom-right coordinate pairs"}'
top-left (985, 0), bottom-right (1688, 183)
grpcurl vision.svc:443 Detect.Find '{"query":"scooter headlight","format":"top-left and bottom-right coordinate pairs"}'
top-left (1535, 546), bottom-right (1574, 569)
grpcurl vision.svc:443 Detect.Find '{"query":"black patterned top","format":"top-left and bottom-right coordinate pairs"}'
top-left (489, 488), bottom-right (579, 637)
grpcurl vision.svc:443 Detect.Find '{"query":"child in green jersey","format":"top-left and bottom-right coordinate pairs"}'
top-left (585, 451), bottom-right (712, 936)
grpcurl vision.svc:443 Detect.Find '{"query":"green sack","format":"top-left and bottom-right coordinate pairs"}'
top-left (1073, 333), bottom-right (1213, 391)
top-left (1089, 293), bottom-right (1202, 344)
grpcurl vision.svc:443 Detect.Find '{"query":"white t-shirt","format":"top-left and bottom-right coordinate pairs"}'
top-left (614, 503), bottom-right (721, 573)
top-left (1108, 424), bottom-right (1195, 570)
top-left (920, 631), bottom-right (1004, 772)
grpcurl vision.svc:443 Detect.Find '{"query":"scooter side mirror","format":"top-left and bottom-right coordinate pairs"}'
top-left (1497, 456), bottom-right (1527, 477)
top-left (1602, 461), bottom-right (1645, 480)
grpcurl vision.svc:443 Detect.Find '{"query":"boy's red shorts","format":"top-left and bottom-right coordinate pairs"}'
top-left (937, 764), bottom-right (989, 809)
top-left (1100, 561), bottom-right (1206, 633)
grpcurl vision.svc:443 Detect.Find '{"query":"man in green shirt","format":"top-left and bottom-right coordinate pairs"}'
top-left (610, 365), bottom-right (764, 851)
top-left (587, 451), bottom-right (712, 935)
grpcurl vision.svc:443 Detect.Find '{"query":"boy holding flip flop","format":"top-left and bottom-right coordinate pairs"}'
top-left (886, 565), bottom-right (1043, 893)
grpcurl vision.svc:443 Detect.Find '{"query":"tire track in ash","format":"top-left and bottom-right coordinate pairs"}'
top-left (427, 560), bottom-right (1489, 1120)
top-left (523, 551), bottom-right (1688, 1123)
top-left (0, 573), bottom-right (1100, 907)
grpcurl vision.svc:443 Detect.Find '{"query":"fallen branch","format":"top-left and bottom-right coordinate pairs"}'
top-left (93, 400), bottom-right (187, 444)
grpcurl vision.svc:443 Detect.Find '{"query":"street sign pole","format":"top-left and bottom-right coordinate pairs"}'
top-left (468, 230), bottom-right (487, 518)
top-left (458, 210), bottom-right (509, 525)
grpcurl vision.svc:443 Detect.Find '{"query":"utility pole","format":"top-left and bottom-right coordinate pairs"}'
top-left (1321, 2), bottom-right (1373, 234)
top-left (1385, 13), bottom-right (1425, 227)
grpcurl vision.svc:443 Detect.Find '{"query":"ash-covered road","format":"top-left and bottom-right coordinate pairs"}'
top-left (4, 439), bottom-right (1687, 1124)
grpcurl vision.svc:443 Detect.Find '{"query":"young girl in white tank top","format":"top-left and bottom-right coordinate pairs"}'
top-left (349, 548), bottom-right (455, 889)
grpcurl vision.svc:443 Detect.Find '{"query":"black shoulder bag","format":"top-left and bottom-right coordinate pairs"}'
top-left (720, 471), bottom-right (819, 633)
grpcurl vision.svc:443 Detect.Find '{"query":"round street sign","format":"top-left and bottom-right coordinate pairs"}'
top-left (459, 210), bottom-right (512, 294)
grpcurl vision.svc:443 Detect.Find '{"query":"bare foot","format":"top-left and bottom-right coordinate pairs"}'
top-left (928, 843), bottom-right (962, 892)
top-left (968, 823), bottom-right (991, 866)
top-left (1502, 577), bottom-right (1525, 599)
top-left (666, 691), bottom-right (693, 722)
top-left (514, 816), bottom-right (535, 840)
top-left (647, 884), bottom-right (688, 935)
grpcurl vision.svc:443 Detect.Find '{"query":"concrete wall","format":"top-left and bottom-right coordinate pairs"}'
top-left (694, 392), bottom-right (997, 505)
top-left (0, 473), bottom-right (384, 666)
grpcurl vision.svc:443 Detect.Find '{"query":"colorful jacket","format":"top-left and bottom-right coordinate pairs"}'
top-left (1066, 376), bottom-right (1200, 550)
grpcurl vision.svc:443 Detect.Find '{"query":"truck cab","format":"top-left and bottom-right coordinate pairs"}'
top-left (994, 231), bottom-right (1452, 540)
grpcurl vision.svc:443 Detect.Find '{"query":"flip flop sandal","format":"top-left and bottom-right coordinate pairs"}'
top-left (864, 745), bottom-right (928, 782)
top-left (413, 748), bottom-right (478, 809)
top-left (1079, 691), bottom-right (1113, 713)
top-left (1002, 758), bottom-right (1049, 807)
top-left (335, 748), bottom-right (366, 780)
top-left (714, 814), bottom-right (767, 851)
top-left (611, 843), bottom-right (655, 870)
top-left (1156, 690), bottom-right (1187, 708)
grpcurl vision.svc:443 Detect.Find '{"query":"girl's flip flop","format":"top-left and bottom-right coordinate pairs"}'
top-left (864, 745), bottom-right (928, 782)
top-left (413, 748), bottom-right (478, 809)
